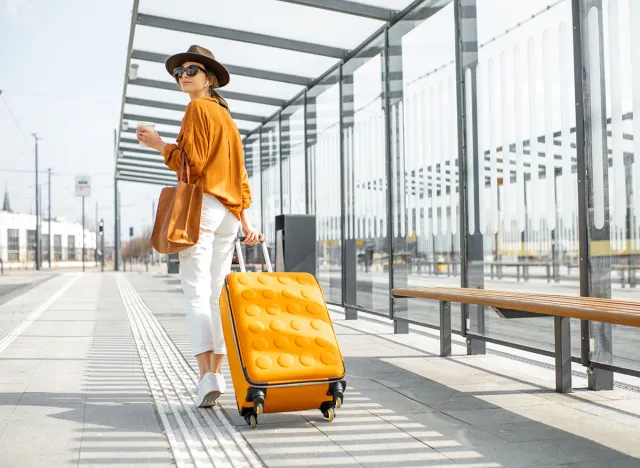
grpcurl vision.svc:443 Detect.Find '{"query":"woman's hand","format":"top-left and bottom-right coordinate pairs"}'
top-left (242, 222), bottom-right (263, 245)
top-left (137, 126), bottom-right (164, 152)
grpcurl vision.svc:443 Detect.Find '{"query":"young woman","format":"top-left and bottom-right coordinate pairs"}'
top-left (137, 45), bottom-right (263, 407)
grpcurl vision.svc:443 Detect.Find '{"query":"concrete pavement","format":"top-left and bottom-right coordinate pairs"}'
top-left (1, 271), bottom-right (640, 467)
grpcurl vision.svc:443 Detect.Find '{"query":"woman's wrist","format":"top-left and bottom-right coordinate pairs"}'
top-left (240, 210), bottom-right (249, 225)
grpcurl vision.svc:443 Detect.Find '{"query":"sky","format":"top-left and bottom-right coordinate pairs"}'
top-left (0, 0), bottom-right (158, 245)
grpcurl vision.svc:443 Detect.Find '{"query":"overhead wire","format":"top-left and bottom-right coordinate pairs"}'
top-left (0, 92), bottom-right (31, 147)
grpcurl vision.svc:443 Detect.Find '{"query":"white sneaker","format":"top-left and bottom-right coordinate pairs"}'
top-left (195, 372), bottom-right (221, 407)
top-left (214, 373), bottom-right (226, 394)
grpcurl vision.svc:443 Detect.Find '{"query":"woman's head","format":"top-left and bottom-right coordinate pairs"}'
top-left (174, 61), bottom-right (229, 110)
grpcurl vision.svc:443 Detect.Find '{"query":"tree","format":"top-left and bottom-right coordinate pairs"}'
top-left (122, 227), bottom-right (153, 260)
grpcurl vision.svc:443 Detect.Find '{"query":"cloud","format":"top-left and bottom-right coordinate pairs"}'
top-left (2, 0), bottom-right (38, 25)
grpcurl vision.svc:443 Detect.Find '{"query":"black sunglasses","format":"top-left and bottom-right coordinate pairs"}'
top-left (173, 64), bottom-right (207, 79)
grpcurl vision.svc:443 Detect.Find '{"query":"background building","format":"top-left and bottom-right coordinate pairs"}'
top-left (0, 208), bottom-right (97, 269)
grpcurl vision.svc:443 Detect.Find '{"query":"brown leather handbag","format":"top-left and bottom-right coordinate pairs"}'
top-left (151, 152), bottom-right (203, 254)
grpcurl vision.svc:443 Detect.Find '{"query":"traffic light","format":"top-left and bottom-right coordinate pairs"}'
top-left (98, 219), bottom-right (104, 236)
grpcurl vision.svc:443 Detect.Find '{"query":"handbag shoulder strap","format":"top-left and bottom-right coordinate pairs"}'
top-left (178, 150), bottom-right (191, 184)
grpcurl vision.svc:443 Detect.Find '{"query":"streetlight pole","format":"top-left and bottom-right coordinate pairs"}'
top-left (99, 219), bottom-right (104, 272)
top-left (32, 133), bottom-right (42, 270)
top-left (151, 199), bottom-right (155, 265)
top-left (82, 196), bottom-right (85, 273)
top-left (48, 168), bottom-right (52, 268)
top-left (95, 201), bottom-right (99, 267)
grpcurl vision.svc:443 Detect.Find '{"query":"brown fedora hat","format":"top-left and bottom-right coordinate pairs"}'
top-left (165, 45), bottom-right (230, 88)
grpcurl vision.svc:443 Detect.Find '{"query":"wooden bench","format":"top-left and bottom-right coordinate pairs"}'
top-left (392, 286), bottom-right (640, 393)
top-left (488, 261), bottom-right (552, 282)
top-left (416, 260), bottom-right (459, 276)
top-left (611, 264), bottom-right (640, 288)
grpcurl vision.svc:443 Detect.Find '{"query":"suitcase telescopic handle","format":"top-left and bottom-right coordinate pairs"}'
top-left (234, 236), bottom-right (273, 273)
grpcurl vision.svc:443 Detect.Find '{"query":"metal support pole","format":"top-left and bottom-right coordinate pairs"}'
top-left (100, 219), bottom-right (105, 272)
top-left (82, 196), bottom-right (85, 273)
top-left (95, 201), bottom-right (99, 266)
top-left (32, 133), bottom-right (41, 270)
top-left (151, 199), bottom-right (156, 265)
top-left (554, 315), bottom-right (572, 393)
top-left (303, 93), bottom-right (310, 215)
top-left (48, 168), bottom-right (51, 268)
top-left (114, 182), bottom-right (120, 272)
top-left (553, 169), bottom-right (561, 282)
top-left (386, 25), bottom-right (408, 334)
top-left (440, 301), bottom-right (452, 357)
top-left (455, 0), bottom-right (485, 354)
top-left (572, 0), bottom-right (613, 390)
top-left (340, 66), bottom-right (358, 321)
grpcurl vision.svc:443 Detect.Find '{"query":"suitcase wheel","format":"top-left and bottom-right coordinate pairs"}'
top-left (333, 393), bottom-right (343, 409)
top-left (245, 413), bottom-right (258, 429)
top-left (253, 397), bottom-right (265, 416)
top-left (322, 407), bottom-right (336, 422)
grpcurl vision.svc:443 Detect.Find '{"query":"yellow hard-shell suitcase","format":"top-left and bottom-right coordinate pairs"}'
top-left (220, 238), bottom-right (346, 429)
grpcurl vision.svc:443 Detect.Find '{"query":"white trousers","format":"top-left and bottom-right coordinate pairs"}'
top-left (179, 194), bottom-right (240, 356)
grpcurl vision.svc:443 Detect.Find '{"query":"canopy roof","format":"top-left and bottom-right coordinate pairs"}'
top-left (116, 0), bottom-right (417, 186)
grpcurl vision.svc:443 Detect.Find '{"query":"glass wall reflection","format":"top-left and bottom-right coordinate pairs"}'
top-left (260, 117), bottom-right (280, 270)
top-left (389, 0), bottom-right (459, 327)
top-left (343, 35), bottom-right (389, 315)
top-left (471, 0), bottom-right (580, 353)
top-left (281, 96), bottom-right (307, 215)
top-left (307, 70), bottom-right (342, 303)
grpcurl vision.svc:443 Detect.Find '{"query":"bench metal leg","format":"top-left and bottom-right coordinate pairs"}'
top-left (440, 301), bottom-right (451, 357)
top-left (394, 319), bottom-right (409, 334)
top-left (554, 316), bottom-right (572, 393)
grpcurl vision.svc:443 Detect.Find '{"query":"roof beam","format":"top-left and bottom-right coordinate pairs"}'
top-left (119, 154), bottom-right (165, 165)
top-left (131, 50), bottom-right (312, 86)
top-left (117, 160), bottom-right (173, 172)
top-left (118, 146), bottom-right (163, 156)
top-left (125, 97), bottom-right (266, 122)
top-left (117, 175), bottom-right (177, 187)
top-left (136, 13), bottom-right (347, 58)
top-left (277, 0), bottom-right (393, 20)
top-left (122, 113), bottom-right (249, 133)
top-left (121, 129), bottom-right (180, 140)
top-left (117, 167), bottom-right (176, 179)
top-left (127, 78), bottom-right (286, 107)
top-left (123, 113), bottom-right (182, 127)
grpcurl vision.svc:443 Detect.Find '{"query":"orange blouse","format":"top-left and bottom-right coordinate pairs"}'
top-left (161, 97), bottom-right (251, 220)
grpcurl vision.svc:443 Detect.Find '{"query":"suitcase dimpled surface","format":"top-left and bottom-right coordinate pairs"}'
top-left (220, 240), bottom-right (346, 429)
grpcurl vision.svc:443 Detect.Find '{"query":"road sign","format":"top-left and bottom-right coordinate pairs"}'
top-left (75, 175), bottom-right (91, 197)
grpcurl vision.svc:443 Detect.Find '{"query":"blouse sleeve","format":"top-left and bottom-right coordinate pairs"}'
top-left (162, 100), bottom-right (210, 178)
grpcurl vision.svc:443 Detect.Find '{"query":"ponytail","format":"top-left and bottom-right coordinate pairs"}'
top-left (207, 72), bottom-right (230, 112)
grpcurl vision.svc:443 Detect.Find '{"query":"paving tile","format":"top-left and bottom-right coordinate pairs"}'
top-left (0, 417), bottom-right (84, 455)
top-left (0, 452), bottom-right (79, 468)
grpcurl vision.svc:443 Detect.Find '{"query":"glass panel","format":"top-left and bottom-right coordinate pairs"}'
top-left (261, 116), bottom-right (281, 270)
top-left (68, 235), bottom-right (76, 261)
top-left (53, 235), bottom-right (62, 262)
top-left (343, 33), bottom-right (387, 314)
top-left (7, 229), bottom-right (19, 262)
top-left (138, 0), bottom-right (384, 50)
top-left (26, 229), bottom-right (36, 262)
top-left (308, 69), bottom-right (342, 304)
top-left (585, 0), bottom-right (640, 372)
top-left (133, 26), bottom-right (338, 80)
top-left (241, 134), bottom-right (265, 270)
top-left (389, 0), bottom-right (459, 327)
top-left (281, 96), bottom-right (306, 215)
top-left (345, 0), bottom-right (414, 8)
top-left (469, 0), bottom-right (579, 353)
top-left (42, 234), bottom-right (49, 259)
